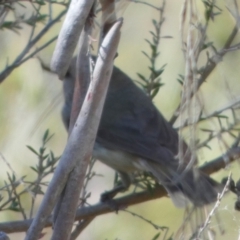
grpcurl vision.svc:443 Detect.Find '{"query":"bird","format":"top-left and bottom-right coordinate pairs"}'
top-left (61, 56), bottom-right (223, 208)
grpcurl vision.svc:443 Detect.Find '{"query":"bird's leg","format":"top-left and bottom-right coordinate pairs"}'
top-left (100, 171), bottom-right (131, 202)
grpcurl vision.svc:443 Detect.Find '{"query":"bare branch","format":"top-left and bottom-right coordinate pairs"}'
top-left (25, 18), bottom-right (123, 240)
top-left (51, 16), bottom-right (93, 233)
top-left (1, 146), bottom-right (239, 234)
top-left (50, 0), bottom-right (95, 79)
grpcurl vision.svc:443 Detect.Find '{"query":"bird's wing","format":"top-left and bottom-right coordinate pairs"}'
top-left (97, 100), bottom-right (180, 166)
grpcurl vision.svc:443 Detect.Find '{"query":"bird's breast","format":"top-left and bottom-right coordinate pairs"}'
top-left (93, 142), bottom-right (144, 173)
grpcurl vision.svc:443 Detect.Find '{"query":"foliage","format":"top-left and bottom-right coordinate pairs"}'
top-left (0, 0), bottom-right (68, 83)
top-left (0, 0), bottom-right (240, 239)
top-left (136, 2), bottom-right (167, 99)
top-left (0, 130), bottom-right (59, 219)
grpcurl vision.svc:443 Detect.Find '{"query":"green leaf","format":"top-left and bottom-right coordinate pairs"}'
top-left (151, 232), bottom-right (160, 240)
top-left (153, 82), bottom-right (164, 88)
top-left (151, 88), bottom-right (160, 99)
top-left (135, 80), bottom-right (146, 88)
top-left (137, 73), bottom-right (147, 82)
top-left (177, 79), bottom-right (183, 85)
top-left (41, 155), bottom-right (49, 163)
top-left (149, 31), bottom-right (157, 38)
top-left (217, 115), bottom-right (228, 119)
top-left (204, 144), bottom-right (212, 150)
top-left (8, 200), bottom-right (21, 212)
top-left (43, 129), bottom-right (49, 142)
top-left (8, 206), bottom-right (21, 212)
top-left (25, 14), bottom-right (48, 26)
top-left (30, 166), bottom-right (38, 173)
top-left (202, 41), bottom-right (213, 50)
top-left (145, 39), bottom-right (156, 52)
top-left (36, 0), bottom-right (46, 5)
top-left (161, 35), bottom-right (173, 39)
top-left (152, 19), bottom-right (157, 27)
top-left (200, 128), bottom-right (213, 132)
top-left (39, 147), bottom-right (46, 155)
top-left (27, 145), bottom-right (39, 156)
top-left (177, 74), bottom-right (184, 85)
top-left (141, 51), bottom-right (151, 61)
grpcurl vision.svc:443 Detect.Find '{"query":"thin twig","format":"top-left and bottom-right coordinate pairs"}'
top-left (176, 97), bottom-right (240, 129)
top-left (122, 209), bottom-right (168, 231)
top-left (170, 24), bottom-right (239, 125)
top-left (130, 0), bottom-right (161, 11)
top-left (196, 173), bottom-right (232, 239)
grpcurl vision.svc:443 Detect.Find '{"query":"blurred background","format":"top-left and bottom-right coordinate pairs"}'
top-left (0, 0), bottom-right (240, 239)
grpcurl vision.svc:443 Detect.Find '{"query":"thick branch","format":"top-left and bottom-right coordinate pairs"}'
top-left (25, 18), bottom-right (122, 240)
top-left (50, 0), bottom-right (95, 79)
top-left (51, 18), bottom-right (92, 235)
top-left (1, 146), bottom-right (239, 234)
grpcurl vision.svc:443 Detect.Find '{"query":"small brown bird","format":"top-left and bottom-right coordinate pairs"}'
top-left (62, 57), bottom-right (222, 207)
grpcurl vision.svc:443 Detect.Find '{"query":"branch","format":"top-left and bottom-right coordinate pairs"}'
top-left (197, 173), bottom-right (231, 238)
top-left (25, 18), bottom-right (123, 240)
top-left (1, 146), bottom-right (239, 234)
top-left (169, 24), bottom-right (239, 125)
top-left (0, 9), bottom-right (67, 83)
top-left (52, 18), bottom-right (122, 240)
top-left (52, 15), bottom-right (93, 234)
top-left (50, 0), bottom-right (95, 79)
top-left (176, 97), bottom-right (240, 129)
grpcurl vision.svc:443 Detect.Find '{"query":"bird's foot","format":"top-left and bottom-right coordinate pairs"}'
top-left (100, 184), bottom-right (127, 202)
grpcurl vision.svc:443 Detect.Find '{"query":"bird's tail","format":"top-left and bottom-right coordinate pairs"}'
top-left (139, 160), bottom-right (223, 208)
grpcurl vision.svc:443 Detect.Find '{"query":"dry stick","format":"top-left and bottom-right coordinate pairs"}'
top-left (65, 3), bottom-right (118, 237)
top-left (69, 2), bottom-right (96, 129)
top-left (51, 19), bottom-right (93, 240)
top-left (197, 174), bottom-right (232, 239)
top-left (25, 18), bottom-right (123, 240)
top-left (169, 25), bottom-right (239, 125)
top-left (67, 3), bottom-right (118, 237)
top-left (50, 0), bottom-right (95, 79)
top-left (51, 165), bottom-right (84, 240)
top-left (51, 19), bottom-right (122, 240)
top-left (52, 17), bottom-right (92, 227)
top-left (2, 146), bottom-right (240, 234)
